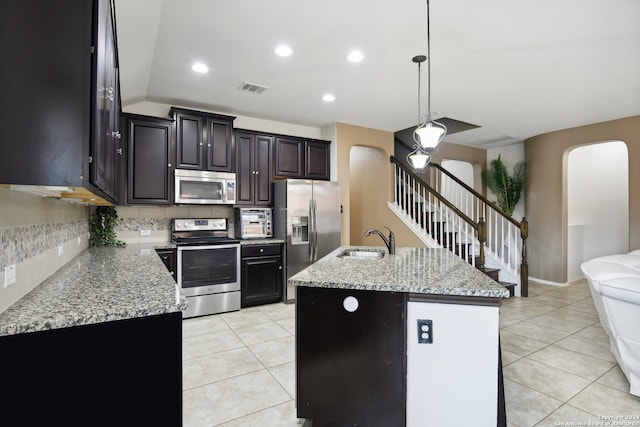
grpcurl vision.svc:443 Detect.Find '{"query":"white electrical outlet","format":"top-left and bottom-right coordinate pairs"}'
top-left (77, 236), bottom-right (81, 245)
top-left (58, 244), bottom-right (64, 256)
top-left (4, 264), bottom-right (16, 288)
top-left (140, 229), bottom-right (151, 236)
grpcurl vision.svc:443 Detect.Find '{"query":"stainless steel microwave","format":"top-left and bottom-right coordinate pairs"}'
top-left (174, 169), bottom-right (236, 204)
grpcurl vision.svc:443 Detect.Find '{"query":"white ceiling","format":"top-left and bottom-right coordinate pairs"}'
top-left (114, 0), bottom-right (640, 148)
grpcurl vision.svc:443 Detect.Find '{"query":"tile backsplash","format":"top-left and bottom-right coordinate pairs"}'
top-left (114, 205), bottom-right (235, 243)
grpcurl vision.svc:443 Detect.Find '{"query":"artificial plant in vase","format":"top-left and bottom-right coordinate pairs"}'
top-left (90, 206), bottom-right (126, 247)
top-left (481, 155), bottom-right (526, 217)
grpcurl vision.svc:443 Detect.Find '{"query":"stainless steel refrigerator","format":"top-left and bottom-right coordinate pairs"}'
top-left (274, 179), bottom-right (341, 302)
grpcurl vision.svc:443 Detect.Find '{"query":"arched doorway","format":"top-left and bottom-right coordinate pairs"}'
top-left (567, 141), bottom-right (629, 280)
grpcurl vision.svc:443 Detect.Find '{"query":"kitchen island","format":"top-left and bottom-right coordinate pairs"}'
top-left (290, 246), bottom-right (509, 427)
top-left (0, 244), bottom-right (186, 426)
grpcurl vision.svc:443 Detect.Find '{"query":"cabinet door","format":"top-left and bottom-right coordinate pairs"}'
top-left (175, 112), bottom-right (204, 170)
top-left (241, 254), bottom-right (282, 307)
top-left (305, 140), bottom-right (330, 180)
top-left (296, 286), bottom-right (405, 426)
top-left (274, 137), bottom-right (304, 178)
top-left (156, 249), bottom-right (177, 280)
top-left (254, 134), bottom-right (273, 205)
top-left (205, 118), bottom-right (234, 172)
top-left (235, 132), bottom-right (254, 204)
top-left (91, 0), bottom-right (120, 201)
top-left (126, 115), bottom-right (174, 205)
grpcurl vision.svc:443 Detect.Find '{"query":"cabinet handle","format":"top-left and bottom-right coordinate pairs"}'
top-left (112, 131), bottom-right (122, 139)
top-left (199, 142), bottom-right (203, 146)
top-left (116, 148), bottom-right (123, 155)
top-left (255, 171), bottom-right (259, 175)
top-left (207, 144), bottom-right (211, 147)
top-left (168, 163), bottom-right (172, 167)
top-left (259, 248), bottom-right (264, 253)
top-left (278, 266), bottom-right (283, 270)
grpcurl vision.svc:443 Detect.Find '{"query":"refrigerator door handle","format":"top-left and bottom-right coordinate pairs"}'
top-left (311, 198), bottom-right (317, 261)
top-left (308, 199), bottom-right (314, 261)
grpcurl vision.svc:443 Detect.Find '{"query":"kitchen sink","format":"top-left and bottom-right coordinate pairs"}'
top-left (337, 248), bottom-right (386, 259)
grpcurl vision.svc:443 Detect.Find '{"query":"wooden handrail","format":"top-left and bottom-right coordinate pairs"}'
top-left (429, 162), bottom-right (522, 228)
top-left (390, 156), bottom-right (478, 230)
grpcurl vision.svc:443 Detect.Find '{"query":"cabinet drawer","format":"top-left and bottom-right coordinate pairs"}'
top-left (241, 244), bottom-right (282, 258)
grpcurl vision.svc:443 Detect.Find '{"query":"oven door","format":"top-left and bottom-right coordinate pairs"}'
top-left (177, 244), bottom-right (240, 296)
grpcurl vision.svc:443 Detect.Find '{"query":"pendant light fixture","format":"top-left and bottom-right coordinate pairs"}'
top-left (407, 0), bottom-right (447, 172)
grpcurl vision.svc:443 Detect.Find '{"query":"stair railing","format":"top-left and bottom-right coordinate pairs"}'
top-left (428, 162), bottom-right (528, 296)
top-left (390, 156), bottom-right (486, 272)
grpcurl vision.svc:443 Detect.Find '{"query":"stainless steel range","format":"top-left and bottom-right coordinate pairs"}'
top-left (172, 218), bottom-right (240, 318)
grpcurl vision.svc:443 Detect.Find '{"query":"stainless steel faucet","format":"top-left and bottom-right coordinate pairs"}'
top-left (363, 226), bottom-right (396, 255)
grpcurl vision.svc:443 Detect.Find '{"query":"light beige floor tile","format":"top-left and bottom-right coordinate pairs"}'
top-left (504, 379), bottom-right (563, 427)
top-left (501, 330), bottom-right (549, 356)
top-left (502, 350), bottom-right (523, 366)
top-left (269, 361), bottom-right (296, 399)
top-left (277, 317), bottom-right (295, 335)
top-left (529, 345), bottom-right (615, 381)
top-left (502, 320), bottom-right (574, 344)
top-left (248, 336), bottom-right (296, 368)
top-left (183, 369), bottom-right (291, 427)
top-left (183, 347), bottom-right (263, 390)
top-left (258, 302), bottom-right (296, 321)
top-left (564, 301), bottom-right (597, 315)
top-left (554, 334), bottom-right (615, 362)
top-left (500, 303), bottom-right (557, 321)
top-left (233, 321), bottom-right (291, 346)
top-left (526, 294), bottom-right (573, 307)
top-left (183, 329), bottom-right (245, 360)
top-left (544, 307), bottom-right (600, 324)
top-left (500, 313), bottom-right (523, 328)
top-left (568, 382), bottom-right (640, 416)
top-left (535, 404), bottom-right (601, 426)
top-left (221, 309), bottom-right (274, 330)
top-left (596, 365), bottom-right (631, 393)
top-left (528, 314), bottom-right (595, 334)
top-left (576, 324), bottom-right (609, 343)
top-left (504, 358), bottom-right (591, 401)
top-left (182, 315), bottom-right (229, 338)
top-left (218, 400), bottom-right (305, 427)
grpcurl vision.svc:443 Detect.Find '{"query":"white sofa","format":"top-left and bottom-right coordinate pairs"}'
top-left (581, 249), bottom-right (640, 397)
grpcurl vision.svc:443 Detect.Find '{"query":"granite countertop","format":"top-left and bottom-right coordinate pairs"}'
top-left (289, 246), bottom-right (510, 298)
top-left (0, 244), bottom-right (187, 337)
top-left (240, 238), bottom-right (285, 245)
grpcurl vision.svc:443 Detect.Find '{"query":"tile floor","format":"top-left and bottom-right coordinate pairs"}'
top-left (182, 280), bottom-right (640, 427)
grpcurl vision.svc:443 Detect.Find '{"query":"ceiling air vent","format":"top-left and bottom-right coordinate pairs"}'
top-left (238, 82), bottom-right (269, 94)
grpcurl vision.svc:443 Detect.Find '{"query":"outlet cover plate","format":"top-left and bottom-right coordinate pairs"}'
top-left (140, 229), bottom-right (151, 236)
top-left (4, 264), bottom-right (16, 287)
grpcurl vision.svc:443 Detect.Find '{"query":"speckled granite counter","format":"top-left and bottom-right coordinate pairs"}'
top-left (240, 238), bottom-right (285, 245)
top-left (0, 244), bottom-right (187, 337)
top-left (289, 246), bottom-right (509, 298)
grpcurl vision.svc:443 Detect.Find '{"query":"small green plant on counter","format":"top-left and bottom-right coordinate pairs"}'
top-left (90, 206), bottom-right (126, 247)
top-left (481, 155), bottom-right (526, 217)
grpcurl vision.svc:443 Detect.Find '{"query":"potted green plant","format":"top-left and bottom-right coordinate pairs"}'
top-left (481, 155), bottom-right (526, 217)
top-left (90, 206), bottom-right (126, 247)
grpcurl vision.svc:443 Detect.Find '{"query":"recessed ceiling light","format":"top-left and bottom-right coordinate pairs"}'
top-left (191, 62), bottom-right (209, 73)
top-left (322, 94), bottom-right (335, 102)
top-left (274, 45), bottom-right (293, 57)
top-left (347, 50), bottom-right (364, 62)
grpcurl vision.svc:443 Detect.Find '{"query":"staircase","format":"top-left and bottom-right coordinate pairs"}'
top-left (389, 156), bottom-right (528, 297)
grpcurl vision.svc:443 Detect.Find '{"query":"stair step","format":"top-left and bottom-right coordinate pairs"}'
top-left (499, 281), bottom-right (516, 298)
top-left (477, 266), bottom-right (500, 281)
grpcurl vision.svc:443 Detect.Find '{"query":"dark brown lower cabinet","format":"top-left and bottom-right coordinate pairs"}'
top-left (0, 312), bottom-right (182, 426)
top-left (241, 244), bottom-right (283, 307)
top-left (296, 286), bottom-right (406, 426)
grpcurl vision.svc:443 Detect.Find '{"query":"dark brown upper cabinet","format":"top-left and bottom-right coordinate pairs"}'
top-left (274, 136), bottom-right (330, 181)
top-left (123, 114), bottom-right (175, 205)
top-left (236, 130), bottom-right (273, 206)
top-left (0, 0), bottom-right (122, 204)
top-left (171, 107), bottom-right (235, 172)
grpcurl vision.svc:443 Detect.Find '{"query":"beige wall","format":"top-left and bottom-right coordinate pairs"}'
top-left (336, 123), bottom-right (426, 248)
top-left (525, 115), bottom-right (640, 283)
